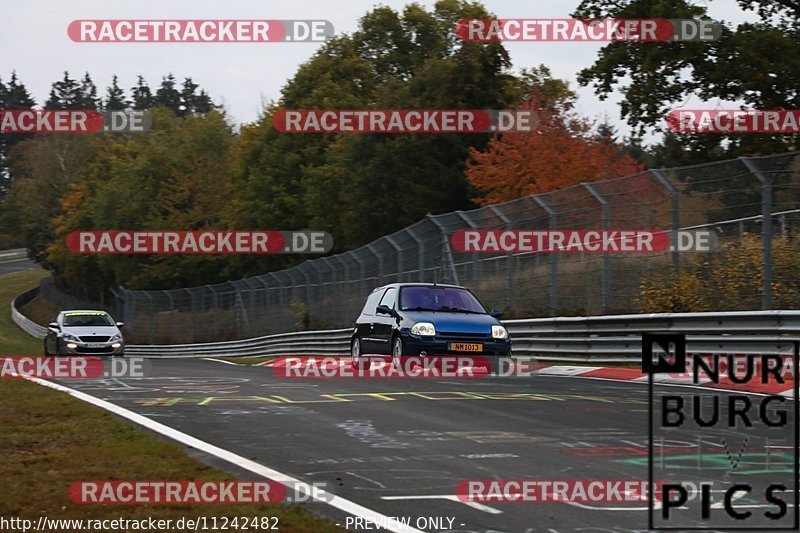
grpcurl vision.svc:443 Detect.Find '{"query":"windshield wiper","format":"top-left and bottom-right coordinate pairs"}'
top-left (403, 306), bottom-right (440, 312)
top-left (438, 306), bottom-right (482, 314)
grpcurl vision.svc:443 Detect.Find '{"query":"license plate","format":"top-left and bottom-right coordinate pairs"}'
top-left (449, 342), bottom-right (482, 352)
top-left (85, 343), bottom-right (106, 348)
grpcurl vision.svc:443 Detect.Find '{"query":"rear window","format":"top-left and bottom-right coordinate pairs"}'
top-left (360, 290), bottom-right (384, 316)
top-left (399, 286), bottom-right (486, 313)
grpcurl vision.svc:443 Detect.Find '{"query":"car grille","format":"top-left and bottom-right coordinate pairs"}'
top-left (76, 346), bottom-right (115, 353)
top-left (438, 332), bottom-right (491, 340)
top-left (79, 336), bottom-right (110, 342)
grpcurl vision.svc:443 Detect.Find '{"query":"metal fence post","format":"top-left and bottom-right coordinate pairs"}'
top-left (740, 157), bottom-right (773, 310)
top-left (144, 292), bottom-right (155, 344)
top-left (651, 169), bottom-right (680, 274)
top-left (427, 214), bottom-right (458, 284)
top-left (405, 226), bottom-right (425, 281)
top-left (367, 244), bottom-right (383, 285)
top-left (351, 252), bottom-right (367, 297)
top-left (385, 236), bottom-right (403, 283)
top-left (582, 183), bottom-right (610, 313)
top-left (531, 196), bottom-right (559, 314)
top-left (454, 211), bottom-right (480, 288)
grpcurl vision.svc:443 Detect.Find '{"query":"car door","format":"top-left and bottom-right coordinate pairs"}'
top-left (357, 289), bottom-right (382, 355)
top-left (371, 287), bottom-right (398, 355)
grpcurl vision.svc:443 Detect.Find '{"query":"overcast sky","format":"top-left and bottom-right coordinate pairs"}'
top-left (1, 0), bottom-right (759, 143)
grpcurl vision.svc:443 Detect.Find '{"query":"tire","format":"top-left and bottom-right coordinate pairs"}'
top-left (392, 336), bottom-right (403, 369)
top-left (351, 337), bottom-right (362, 366)
top-left (43, 339), bottom-right (52, 357)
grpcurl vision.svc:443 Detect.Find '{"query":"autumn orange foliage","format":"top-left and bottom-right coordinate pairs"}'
top-left (465, 98), bottom-right (643, 206)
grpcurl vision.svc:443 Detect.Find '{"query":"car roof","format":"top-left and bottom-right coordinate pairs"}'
top-left (59, 310), bottom-right (111, 317)
top-left (371, 282), bottom-right (466, 293)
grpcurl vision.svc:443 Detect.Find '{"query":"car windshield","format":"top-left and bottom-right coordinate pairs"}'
top-left (399, 286), bottom-right (487, 313)
top-left (62, 313), bottom-right (114, 327)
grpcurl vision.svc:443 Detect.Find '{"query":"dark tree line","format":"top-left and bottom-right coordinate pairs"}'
top-left (0, 71), bottom-right (215, 195)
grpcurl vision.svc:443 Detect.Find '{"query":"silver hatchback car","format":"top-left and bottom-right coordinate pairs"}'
top-left (44, 310), bottom-right (125, 356)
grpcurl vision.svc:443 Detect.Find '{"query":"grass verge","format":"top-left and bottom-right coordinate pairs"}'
top-left (0, 268), bottom-right (342, 532)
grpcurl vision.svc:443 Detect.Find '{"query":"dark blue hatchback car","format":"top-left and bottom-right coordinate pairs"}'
top-left (350, 283), bottom-right (511, 367)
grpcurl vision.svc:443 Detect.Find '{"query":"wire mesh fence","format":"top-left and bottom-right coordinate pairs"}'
top-left (37, 151), bottom-right (800, 344)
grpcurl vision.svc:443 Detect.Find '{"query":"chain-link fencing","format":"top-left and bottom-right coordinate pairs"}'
top-left (37, 151), bottom-right (800, 343)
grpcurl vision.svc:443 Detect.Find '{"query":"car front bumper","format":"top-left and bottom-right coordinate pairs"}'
top-left (400, 332), bottom-right (511, 357)
top-left (59, 341), bottom-right (125, 356)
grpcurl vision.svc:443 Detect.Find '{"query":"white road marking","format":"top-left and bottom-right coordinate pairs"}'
top-left (381, 494), bottom-right (503, 514)
top-left (203, 357), bottom-right (242, 365)
top-left (24, 376), bottom-right (426, 533)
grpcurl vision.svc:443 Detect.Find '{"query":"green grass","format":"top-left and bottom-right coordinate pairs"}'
top-left (1, 268), bottom-right (49, 355)
top-left (0, 268), bottom-right (342, 531)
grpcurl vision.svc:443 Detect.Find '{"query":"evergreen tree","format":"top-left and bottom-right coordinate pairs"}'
top-left (155, 74), bottom-right (181, 114)
top-left (131, 76), bottom-right (154, 110)
top-left (104, 75), bottom-right (128, 110)
top-left (78, 72), bottom-right (99, 109)
top-left (45, 71), bottom-right (82, 109)
top-left (0, 71), bottom-right (36, 195)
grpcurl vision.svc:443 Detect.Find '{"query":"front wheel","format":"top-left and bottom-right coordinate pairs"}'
top-left (43, 339), bottom-right (52, 357)
top-left (392, 337), bottom-right (403, 369)
top-left (351, 337), bottom-right (362, 366)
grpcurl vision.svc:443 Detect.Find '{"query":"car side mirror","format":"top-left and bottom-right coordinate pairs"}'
top-left (375, 304), bottom-right (394, 316)
top-left (490, 309), bottom-right (503, 319)
top-left (48, 322), bottom-right (59, 330)
top-left (116, 322), bottom-right (124, 328)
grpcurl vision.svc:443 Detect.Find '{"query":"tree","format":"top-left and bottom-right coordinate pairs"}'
top-left (46, 109), bottom-right (240, 296)
top-left (155, 74), bottom-right (181, 114)
top-left (573, 0), bottom-right (800, 156)
top-left (45, 71), bottom-right (99, 110)
top-left (180, 77), bottom-right (214, 115)
top-left (131, 75), bottom-right (155, 110)
top-left (236, 0), bottom-right (522, 254)
top-left (104, 75), bottom-right (128, 110)
top-left (465, 94), bottom-right (644, 205)
top-left (0, 71), bottom-right (36, 197)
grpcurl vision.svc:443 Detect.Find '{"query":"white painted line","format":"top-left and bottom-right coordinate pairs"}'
top-left (535, 366), bottom-right (601, 376)
top-left (203, 358), bottom-right (242, 366)
top-left (24, 376), bottom-right (425, 533)
top-left (381, 494), bottom-right (502, 514)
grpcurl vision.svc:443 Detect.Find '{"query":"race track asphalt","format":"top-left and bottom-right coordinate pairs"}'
top-left (0, 258), bottom-right (37, 275)
top-left (53, 357), bottom-right (798, 533)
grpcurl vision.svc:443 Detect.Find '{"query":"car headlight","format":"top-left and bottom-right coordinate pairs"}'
top-left (410, 322), bottom-right (436, 336)
top-left (109, 333), bottom-right (122, 342)
top-left (492, 325), bottom-right (508, 339)
top-left (62, 333), bottom-right (80, 342)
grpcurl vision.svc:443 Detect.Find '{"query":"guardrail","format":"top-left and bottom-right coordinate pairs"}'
top-left (0, 248), bottom-right (27, 260)
top-left (11, 288), bottom-right (49, 339)
top-left (10, 290), bottom-right (800, 360)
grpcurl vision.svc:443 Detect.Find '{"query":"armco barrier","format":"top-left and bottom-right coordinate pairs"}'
top-left (10, 293), bottom-right (800, 360)
top-left (11, 288), bottom-right (49, 339)
top-left (0, 248), bottom-right (27, 260)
